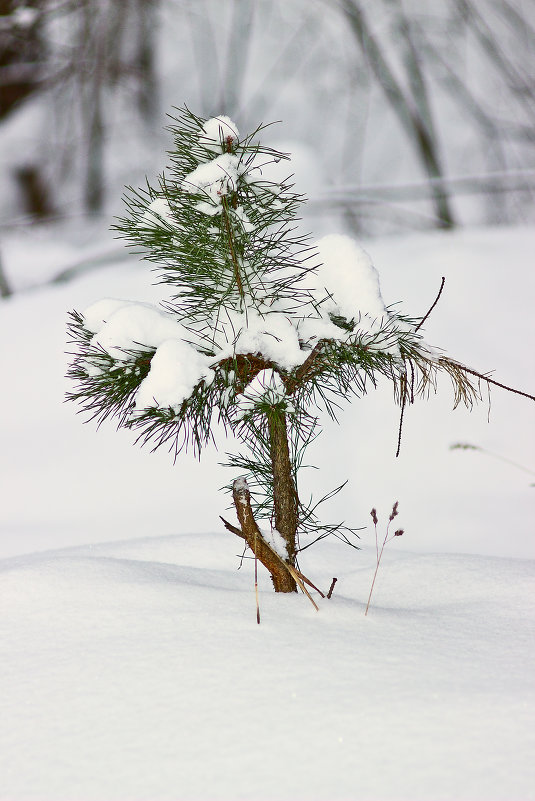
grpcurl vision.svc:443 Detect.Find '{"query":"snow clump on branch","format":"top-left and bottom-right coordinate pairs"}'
top-left (311, 235), bottom-right (388, 332)
top-left (182, 153), bottom-right (243, 213)
top-left (134, 339), bottom-right (215, 414)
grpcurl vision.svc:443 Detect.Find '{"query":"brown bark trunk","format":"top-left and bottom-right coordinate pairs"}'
top-left (228, 478), bottom-right (296, 592)
top-left (267, 411), bottom-right (299, 566)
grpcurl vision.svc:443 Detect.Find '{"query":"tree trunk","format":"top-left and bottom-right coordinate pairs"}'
top-left (0, 244), bottom-right (12, 298)
top-left (267, 411), bottom-right (299, 568)
top-left (228, 478), bottom-right (296, 593)
top-left (135, 0), bottom-right (159, 123)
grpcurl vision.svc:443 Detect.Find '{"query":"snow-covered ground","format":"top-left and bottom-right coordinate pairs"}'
top-left (1, 224), bottom-right (534, 799)
top-left (2, 534), bottom-right (534, 801)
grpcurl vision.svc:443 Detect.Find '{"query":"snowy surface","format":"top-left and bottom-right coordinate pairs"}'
top-left (1, 534), bottom-right (534, 801)
top-left (0, 224), bottom-right (534, 799)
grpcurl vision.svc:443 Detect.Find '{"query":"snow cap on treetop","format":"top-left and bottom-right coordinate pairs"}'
top-left (200, 115), bottom-right (239, 152)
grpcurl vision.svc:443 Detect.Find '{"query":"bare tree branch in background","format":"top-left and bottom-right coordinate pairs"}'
top-left (338, 0), bottom-right (455, 227)
top-left (185, 0), bottom-right (221, 115)
top-left (222, 0), bottom-right (254, 117)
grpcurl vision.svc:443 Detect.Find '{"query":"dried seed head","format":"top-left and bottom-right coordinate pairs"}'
top-left (371, 508), bottom-right (378, 525)
top-left (389, 501), bottom-right (399, 521)
top-left (394, 529), bottom-right (404, 537)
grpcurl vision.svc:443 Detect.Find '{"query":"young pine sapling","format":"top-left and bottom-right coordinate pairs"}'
top-left (66, 108), bottom-right (535, 595)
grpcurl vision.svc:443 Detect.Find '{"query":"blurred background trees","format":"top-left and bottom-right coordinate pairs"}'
top-left (1, 0), bottom-right (534, 236)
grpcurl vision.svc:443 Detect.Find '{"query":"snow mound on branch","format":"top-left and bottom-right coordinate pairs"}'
top-left (82, 299), bottom-right (216, 411)
top-left (236, 369), bottom-right (289, 418)
top-left (135, 339), bottom-right (214, 412)
top-left (83, 299), bottom-right (186, 360)
top-left (258, 524), bottom-right (289, 559)
top-left (182, 154), bottom-right (242, 212)
top-left (220, 308), bottom-right (308, 371)
top-left (312, 234), bottom-right (388, 329)
top-left (140, 198), bottom-right (176, 229)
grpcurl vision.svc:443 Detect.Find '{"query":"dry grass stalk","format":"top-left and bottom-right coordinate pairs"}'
top-left (365, 503), bottom-right (404, 616)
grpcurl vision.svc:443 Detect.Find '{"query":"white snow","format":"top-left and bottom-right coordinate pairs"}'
top-left (259, 524), bottom-right (289, 559)
top-left (140, 197), bottom-right (176, 228)
top-left (182, 153), bottom-right (241, 208)
top-left (233, 476), bottom-right (248, 493)
top-left (312, 234), bottom-right (388, 329)
top-left (82, 299), bottom-right (216, 411)
top-left (199, 115), bottom-right (240, 151)
top-left (233, 204), bottom-right (254, 233)
top-left (221, 307), bottom-right (308, 371)
top-left (235, 368), bottom-right (288, 417)
top-left (84, 299), bottom-right (186, 360)
top-left (135, 338), bottom-right (214, 412)
top-left (0, 534), bottom-right (533, 801)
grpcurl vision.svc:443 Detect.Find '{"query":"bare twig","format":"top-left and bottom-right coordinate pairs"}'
top-left (254, 530), bottom-right (260, 624)
top-left (286, 565), bottom-right (319, 611)
top-left (415, 276), bottom-right (446, 332)
top-left (395, 394), bottom-right (406, 459)
top-left (0, 249), bottom-right (12, 299)
top-left (453, 364), bottom-right (535, 403)
top-left (220, 516), bottom-right (244, 538)
top-left (327, 577), bottom-right (338, 599)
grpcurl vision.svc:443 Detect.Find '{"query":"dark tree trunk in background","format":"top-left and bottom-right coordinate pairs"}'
top-left (0, 244), bottom-right (12, 298)
top-left (15, 165), bottom-right (56, 218)
top-left (135, 0), bottom-right (159, 123)
top-left (0, 0), bottom-right (45, 120)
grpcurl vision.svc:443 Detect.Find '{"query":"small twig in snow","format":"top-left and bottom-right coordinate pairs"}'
top-left (327, 578), bottom-right (338, 599)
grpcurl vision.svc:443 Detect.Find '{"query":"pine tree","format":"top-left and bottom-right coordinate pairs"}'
top-left (66, 107), bottom-right (534, 595)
